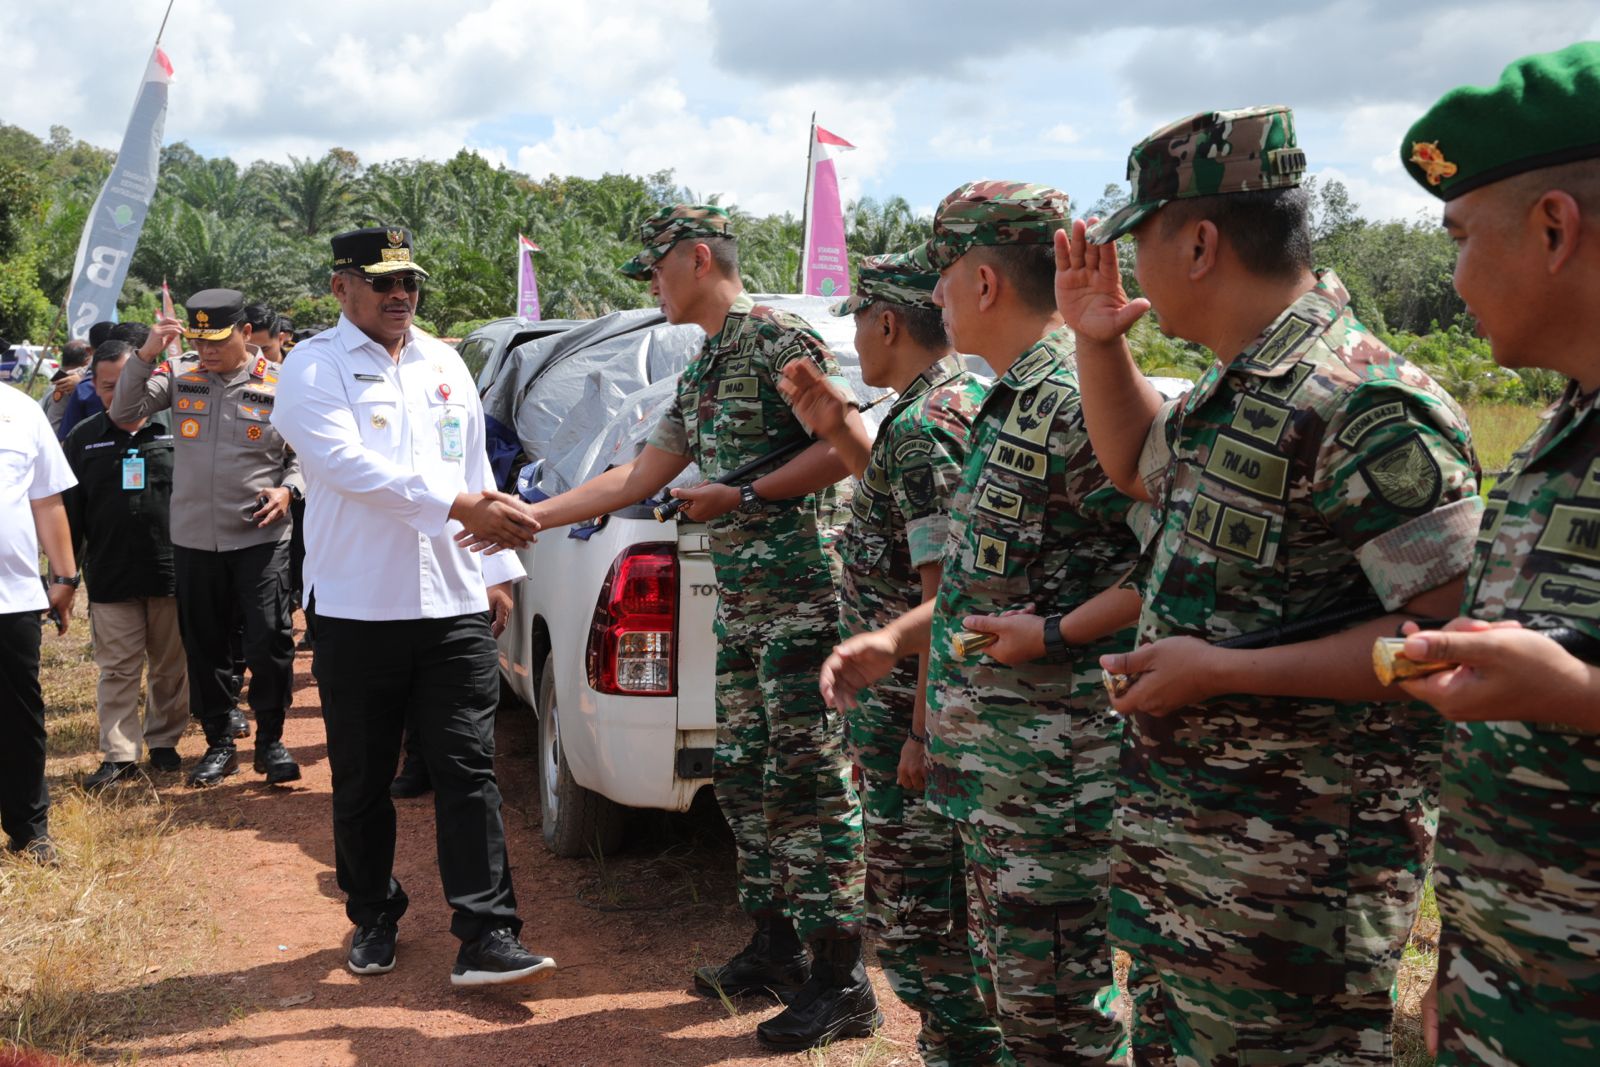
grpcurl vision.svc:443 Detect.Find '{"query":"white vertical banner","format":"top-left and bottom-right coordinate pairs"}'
top-left (65, 47), bottom-right (174, 339)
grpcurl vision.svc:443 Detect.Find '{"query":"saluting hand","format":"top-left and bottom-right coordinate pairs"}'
top-left (820, 630), bottom-right (905, 712)
top-left (1398, 616), bottom-right (1596, 725)
top-left (1099, 635), bottom-right (1218, 716)
top-left (779, 361), bottom-right (850, 440)
top-left (140, 315), bottom-right (184, 363)
top-left (668, 482), bottom-right (739, 522)
top-left (451, 490), bottom-right (540, 554)
top-left (1054, 221), bottom-right (1150, 345)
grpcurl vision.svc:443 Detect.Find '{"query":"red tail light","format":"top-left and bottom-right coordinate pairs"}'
top-left (587, 543), bottom-right (677, 695)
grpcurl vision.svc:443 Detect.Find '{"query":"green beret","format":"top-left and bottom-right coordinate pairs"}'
top-left (1402, 41), bottom-right (1600, 200)
top-left (620, 204), bottom-right (735, 278)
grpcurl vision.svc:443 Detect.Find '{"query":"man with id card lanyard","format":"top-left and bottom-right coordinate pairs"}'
top-left (63, 340), bottom-right (188, 790)
top-left (271, 227), bottom-right (555, 988)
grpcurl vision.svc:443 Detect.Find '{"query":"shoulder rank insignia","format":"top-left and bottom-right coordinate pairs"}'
top-left (1410, 141), bottom-right (1458, 186)
top-left (250, 354), bottom-right (270, 379)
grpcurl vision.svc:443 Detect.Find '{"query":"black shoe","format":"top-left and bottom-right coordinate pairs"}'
top-left (12, 836), bottom-right (58, 866)
top-left (229, 708), bottom-right (251, 738)
top-left (692, 912), bottom-right (810, 1001)
top-left (84, 760), bottom-right (139, 791)
top-left (147, 747), bottom-right (182, 772)
top-left (252, 740), bottom-right (302, 785)
top-left (450, 928), bottom-right (557, 988)
top-left (389, 755), bottom-right (431, 798)
top-left (348, 923), bottom-right (398, 975)
top-left (187, 744), bottom-right (239, 787)
top-left (755, 934), bottom-right (882, 1051)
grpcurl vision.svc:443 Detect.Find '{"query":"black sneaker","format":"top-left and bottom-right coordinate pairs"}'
top-left (83, 760), bottom-right (139, 791)
top-left (252, 740), bottom-right (302, 785)
top-left (147, 747), bottom-right (182, 773)
top-left (15, 836), bottom-right (58, 866)
top-left (228, 708), bottom-right (251, 738)
top-left (348, 923), bottom-right (398, 975)
top-left (450, 928), bottom-right (557, 988)
top-left (187, 744), bottom-right (239, 787)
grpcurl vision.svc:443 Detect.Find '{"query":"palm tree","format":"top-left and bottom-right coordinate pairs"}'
top-left (268, 154), bottom-right (356, 237)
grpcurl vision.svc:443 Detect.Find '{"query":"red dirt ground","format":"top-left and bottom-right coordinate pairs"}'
top-left (94, 617), bottom-right (922, 1066)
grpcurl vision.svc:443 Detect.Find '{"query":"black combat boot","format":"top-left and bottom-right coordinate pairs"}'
top-left (693, 911), bottom-right (810, 1001)
top-left (755, 932), bottom-right (882, 1051)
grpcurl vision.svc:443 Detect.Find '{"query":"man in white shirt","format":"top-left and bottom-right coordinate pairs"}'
top-left (1, 381), bottom-right (79, 864)
top-left (272, 227), bottom-right (553, 989)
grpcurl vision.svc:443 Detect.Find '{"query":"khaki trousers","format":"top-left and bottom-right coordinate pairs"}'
top-left (90, 597), bottom-right (190, 761)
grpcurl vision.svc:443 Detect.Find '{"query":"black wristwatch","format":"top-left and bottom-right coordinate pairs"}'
top-left (50, 574), bottom-right (81, 589)
top-left (286, 484), bottom-right (303, 503)
top-left (738, 483), bottom-right (763, 514)
top-left (1042, 613), bottom-right (1070, 663)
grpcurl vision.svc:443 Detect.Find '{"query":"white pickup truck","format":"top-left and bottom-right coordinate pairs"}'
top-left (474, 298), bottom-right (874, 857)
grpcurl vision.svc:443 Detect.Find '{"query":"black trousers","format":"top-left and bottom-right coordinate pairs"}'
top-left (313, 610), bottom-right (520, 941)
top-left (0, 611), bottom-right (48, 849)
top-left (174, 541), bottom-right (294, 746)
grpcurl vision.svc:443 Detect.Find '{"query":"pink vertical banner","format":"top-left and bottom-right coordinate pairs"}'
top-left (517, 234), bottom-right (542, 321)
top-left (802, 125), bottom-right (854, 299)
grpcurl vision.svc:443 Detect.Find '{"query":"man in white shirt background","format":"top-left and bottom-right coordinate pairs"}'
top-left (271, 226), bottom-right (554, 988)
top-left (1, 379), bottom-right (79, 864)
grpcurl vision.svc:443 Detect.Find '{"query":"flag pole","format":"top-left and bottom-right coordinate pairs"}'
top-left (155, 0), bottom-right (176, 46)
top-left (796, 111), bottom-right (815, 292)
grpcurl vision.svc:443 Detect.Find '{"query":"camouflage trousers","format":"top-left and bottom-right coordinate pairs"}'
top-left (1124, 961), bottom-right (1393, 1066)
top-left (961, 823), bottom-right (1119, 1066)
top-left (1433, 747), bottom-right (1600, 1066)
top-left (1113, 702), bottom-right (1440, 1064)
top-left (714, 606), bottom-right (865, 941)
top-left (849, 685), bottom-right (1006, 1067)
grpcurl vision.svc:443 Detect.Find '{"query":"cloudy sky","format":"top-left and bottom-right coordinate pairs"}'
top-left (5, 1), bottom-right (1596, 223)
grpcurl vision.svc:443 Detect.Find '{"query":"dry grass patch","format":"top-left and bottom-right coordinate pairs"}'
top-left (1463, 401), bottom-right (1542, 482)
top-left (1, 624), bottom-right (219, 1062)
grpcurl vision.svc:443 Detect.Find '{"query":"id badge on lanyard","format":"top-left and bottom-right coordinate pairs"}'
top-left (439, 413), bottom-right (465, 461)
top-left (121, 448), bottom-right (146, 491)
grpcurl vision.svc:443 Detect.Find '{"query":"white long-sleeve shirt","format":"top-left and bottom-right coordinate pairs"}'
top-left (270, 316), bottom-right (523, 622)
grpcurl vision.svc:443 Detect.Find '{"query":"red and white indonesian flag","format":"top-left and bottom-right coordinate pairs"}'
top-left (802, 125), bottom-right (854, 299)
top-left (516, 234), bottom-right (542, 321)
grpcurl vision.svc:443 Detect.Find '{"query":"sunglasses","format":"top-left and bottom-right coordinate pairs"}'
top-left (343, 272), bottom-right (421, 294)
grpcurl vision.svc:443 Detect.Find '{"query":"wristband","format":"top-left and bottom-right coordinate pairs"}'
top-left (907, 727), bottom-right (928, 745)
top-left (1042, 613), bottom-right (1069, 663)
top-left (50, 574), bottom-right (81, 589)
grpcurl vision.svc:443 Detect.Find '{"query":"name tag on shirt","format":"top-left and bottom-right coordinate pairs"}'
top-left (440, 412), bottom-right (465, 461)
top-left (353, 373), bottom-right (385, 382)
top-left (122, 451), bottom-right (146, 491)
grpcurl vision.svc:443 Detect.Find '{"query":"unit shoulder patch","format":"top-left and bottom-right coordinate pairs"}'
top-left (1359, 434), bottom-right (1442, 514)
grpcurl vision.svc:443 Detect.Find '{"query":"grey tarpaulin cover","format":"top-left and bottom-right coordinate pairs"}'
top-left (482, 296), bottom-right (880, 498)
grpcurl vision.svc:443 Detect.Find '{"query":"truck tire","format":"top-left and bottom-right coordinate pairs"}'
top-left (537, 651), bottom-right (625, 858)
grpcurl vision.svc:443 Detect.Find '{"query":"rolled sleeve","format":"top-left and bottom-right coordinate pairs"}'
top-left (110, 354), bottom-right (170, 426)
top-left (646, 395), bottom-right (691, 457)
top-left (1356, 497), bottom-right (1483, 609)
top-left (271, 356), bottom-right (456, 537)
top-left (1137, 399), bottom-right (1180, 498)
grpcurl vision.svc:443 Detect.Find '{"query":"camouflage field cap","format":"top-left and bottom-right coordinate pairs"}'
top-left (1087, 106), bottom-right (1307, 244)
top-left (619, 204), bottom-right (736, 278)
top-left (1401, 42), bottom-right (1600, 201)
top-left (922, 180), bottom-right (1071, 270)
top-left (830, 246), bottom-right (940, 316)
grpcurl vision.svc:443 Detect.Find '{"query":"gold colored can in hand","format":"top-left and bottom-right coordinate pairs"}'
top-left (1372, 636), bottom-right (1453, 686)
top-left (1102, 670), bottom-right (1134, 706)
top-left (953, 631), bottom-right (997, 657)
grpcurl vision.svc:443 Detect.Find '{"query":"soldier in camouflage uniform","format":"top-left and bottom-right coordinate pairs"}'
top-left (809, 249), bottom-right (1007, 1065)
top-left (1394, 43), bottom-right (1600, 1066)
top-left (1060, 108), bottom-right (1484, 1064)
top-left (526, 205), bottom-right (877, 1052)
top-left (817, 181), bottom-right (1142, 1064)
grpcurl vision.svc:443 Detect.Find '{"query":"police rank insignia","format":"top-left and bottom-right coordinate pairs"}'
top-left (1360, 435), bottom-right (1442, 513)
top-left (246, 425), bottom-right (263, 441)
top-left (179, 418), bottom-right (201, 439)
top-left (1409, 141), bottom-right (1458, 186)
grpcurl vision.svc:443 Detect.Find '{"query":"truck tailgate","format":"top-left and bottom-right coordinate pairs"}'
top-left (675, 526), bottom-right (718, 731)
